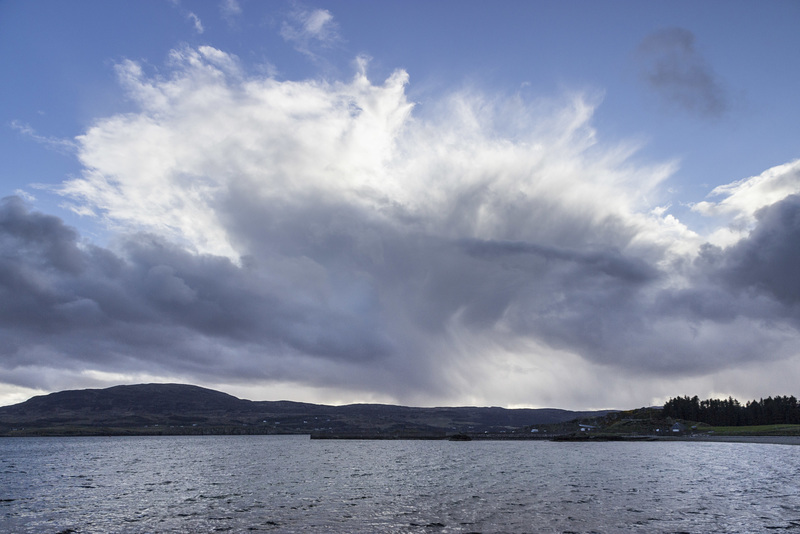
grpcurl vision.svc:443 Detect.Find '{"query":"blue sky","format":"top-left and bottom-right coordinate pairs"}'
top-left (1, 1), bottom-right (799, 408)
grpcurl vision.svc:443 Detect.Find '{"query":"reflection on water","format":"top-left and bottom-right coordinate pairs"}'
top-left (1, 435), bottom-right (799, 533)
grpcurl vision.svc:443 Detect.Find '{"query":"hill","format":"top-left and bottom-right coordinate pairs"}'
top-left (0, 383), bottom-right (612, 438)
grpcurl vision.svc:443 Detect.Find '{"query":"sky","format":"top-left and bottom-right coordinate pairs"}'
top-left (1, 0), bottom-right (799, 409)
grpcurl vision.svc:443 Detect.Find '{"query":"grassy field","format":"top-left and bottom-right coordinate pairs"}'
top-left (707, 424), bottom-right (800, 436)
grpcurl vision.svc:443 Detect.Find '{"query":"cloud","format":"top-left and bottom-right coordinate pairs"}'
top-left (281, 7), bottom-right (340, 58)
top-left (461, 239), bottom-right (660, 284)
top-left (691, 159), bottom-right (800, 247)
top-left (637, 28), bottom-right (728, 118)
top-left (720, 194), bottom-right (800, 305)
top-left (187, 12), bottom-right (204, 34)
top-left (10, 120), bottom-right (77, 154)
top-left (0, 196), bottom-right (394, 390)
top-left (220, 0), bottom-right (241, 21)
top-left (168, 1), bottom-right (206, 34)
top-left (3, 46), bottom-right (799, 408)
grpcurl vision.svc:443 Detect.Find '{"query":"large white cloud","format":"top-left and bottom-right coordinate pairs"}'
top-left (692, 159), bottom-right (800, 246)
top-left (63, 47), bottom-right (685, 259)
top-left (2, 46), bottom-right (799, 408)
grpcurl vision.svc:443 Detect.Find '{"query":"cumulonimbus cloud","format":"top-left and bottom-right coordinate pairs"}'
top-left (3, 46), bottom-right (799, 407)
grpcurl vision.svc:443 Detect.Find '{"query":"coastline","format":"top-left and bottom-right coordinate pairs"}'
top-left (663, 435), bottom-right (800, 446)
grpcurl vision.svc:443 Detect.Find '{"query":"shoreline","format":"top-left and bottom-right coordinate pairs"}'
top-left (662, 435), bottom-right (800, 445)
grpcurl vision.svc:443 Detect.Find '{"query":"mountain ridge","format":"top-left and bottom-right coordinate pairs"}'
top-left (0, 383), bottom-right (614, 437)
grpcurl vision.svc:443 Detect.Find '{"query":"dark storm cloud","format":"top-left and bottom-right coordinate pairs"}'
top-left (461, 238), bottom-right (660, 283)
top-left (637, 28), bottom-right (728, 118)
top-left (220, 194), bottom-right (758, 378)
top-left (721, 194), bottom-right (800, 305)
top-left (0, 192), bottom-right (652, 384)
top-left (658, 195), bottom-right (800, 323)
top-left (457, 198), bottom-right (800, 375)
top-left (0, 197), bottom-right (392, 383)
top-left (647, 195), bottom-right (800, 371)
top-left (0, 196), bottom-right (88, 331)
top-left (3, 185), bottom-right (800, 400)
top-left (0, 196), bottom-right (84, 274)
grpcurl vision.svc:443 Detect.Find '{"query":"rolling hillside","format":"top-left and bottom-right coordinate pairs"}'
top-left (0, 383), bottom-right (611, 437)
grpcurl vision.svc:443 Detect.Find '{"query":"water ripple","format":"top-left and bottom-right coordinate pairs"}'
top-left (1, 436), bottom-right (799, 533)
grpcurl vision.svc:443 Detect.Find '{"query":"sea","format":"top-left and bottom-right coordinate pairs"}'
top-left (1, 435), bottom-right (798, 533)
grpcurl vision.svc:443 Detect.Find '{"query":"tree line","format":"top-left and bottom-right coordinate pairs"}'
top-left (663, 395), bottom-right (800, 426)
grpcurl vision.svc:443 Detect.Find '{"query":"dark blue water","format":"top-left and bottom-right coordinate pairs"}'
top-left (2, 435), bottom-right (799, 533)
